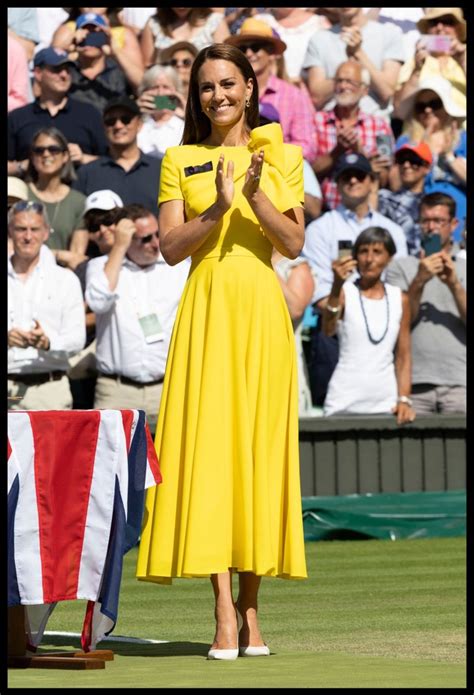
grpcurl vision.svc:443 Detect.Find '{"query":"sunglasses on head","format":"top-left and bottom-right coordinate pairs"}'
top-left (414, 97), bottom-right (443, 113)
top-left (135, 230), bottom-right (159, 245)
top-left (103, 113), bottom-right (136, 127)
top-left (427, 16), bottom-right (458, 27)
top-left (31, 145), bottom-right (65, 156)
top-left (339, 170), bottom-right (368, 183)
top-left (238, 42), bottom-right (273, 54)
top-left (165, 57), bottom-right (193, 68)
top-left (10, 200), bottom-right (44, 214)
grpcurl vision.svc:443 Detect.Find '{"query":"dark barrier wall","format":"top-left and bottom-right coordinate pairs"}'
top-left (299, 415), bottom-right (466, 497)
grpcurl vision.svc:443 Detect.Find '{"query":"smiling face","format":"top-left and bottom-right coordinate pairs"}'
top-left (103, 109), bottom-right (141, 147)
top-left (198, 59), bottom-right (253, 131)
top-left (31, 134), bottom-right (69, 178)
top-left (337, 169), bottom-right (372, 207)
top-left (334, 61), bottom-right (368, 108)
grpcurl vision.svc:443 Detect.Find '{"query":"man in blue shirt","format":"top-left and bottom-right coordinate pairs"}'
top-left (8, 47), bottom-right (108, 178)
top-left (377, 142), bottom-right (433, 256)
top-left (302, 152), bottom-right (408, 405)
top-left (72, 97), bottom-right (162, 216)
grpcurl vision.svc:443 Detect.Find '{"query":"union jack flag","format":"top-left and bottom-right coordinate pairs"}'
top-left (8, 409), bottom-right (161, 652)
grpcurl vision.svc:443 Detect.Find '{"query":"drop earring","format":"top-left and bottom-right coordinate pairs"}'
top-left (245, 99), bottom-right (250, 108)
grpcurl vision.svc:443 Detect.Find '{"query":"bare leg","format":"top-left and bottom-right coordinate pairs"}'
top-left (209, 571), bottom-right (238, 650)
top-left (236, 572), bottom-right (265, 647)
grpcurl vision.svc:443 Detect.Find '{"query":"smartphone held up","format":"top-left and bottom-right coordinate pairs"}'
top-left (421, 233), bottom-right (442, 256)
top-left (338, 239), bottom-right (353, 260)
top-left (154, 95), bottom-right (179, 111)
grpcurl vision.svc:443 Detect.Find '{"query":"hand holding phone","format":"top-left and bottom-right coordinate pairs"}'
top-left (376, 134), bottom-right (393, 159)
top-left (338, 239), bottom-right (353, 260)
top-left (421, 233), bottom-right (442, 256)
top-left (420, 34), bottom-right (452, 54)
top-left (154, 95), bottom-right (179, 111)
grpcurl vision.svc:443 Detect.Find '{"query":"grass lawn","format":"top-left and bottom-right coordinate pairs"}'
top-left (8, 536), bottom-right (466, 689)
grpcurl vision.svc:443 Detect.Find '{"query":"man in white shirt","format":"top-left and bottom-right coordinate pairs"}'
top-left (302, 152), bottom-right (408, 406)
top-left (85, 204), bottom-right (189, 432)
top-left (8, 200), bottom-right (86, 409)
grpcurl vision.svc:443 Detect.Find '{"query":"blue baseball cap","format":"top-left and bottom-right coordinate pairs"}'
top-left (76, 12), bottom-right (107, 29)
top-left (333, 153), bottom-right (373, 181)
top-left (34, 47), bottom-right (74, 68)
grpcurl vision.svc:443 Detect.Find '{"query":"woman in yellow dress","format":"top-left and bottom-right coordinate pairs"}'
top-left (136, 43), bottom-right (307, 660)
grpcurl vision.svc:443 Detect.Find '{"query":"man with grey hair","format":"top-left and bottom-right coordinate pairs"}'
top-left (8, 200), bottom-right (86, 410)
top-left (313, 59), bottom-right (395, 212)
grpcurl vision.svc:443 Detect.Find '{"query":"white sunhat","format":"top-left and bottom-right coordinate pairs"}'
top-left (84, 189), bottom-right (124, 214)
top-left (398, 75), bottom-right (466, 121)
top-left (8, 176), bottom-right (29, 202)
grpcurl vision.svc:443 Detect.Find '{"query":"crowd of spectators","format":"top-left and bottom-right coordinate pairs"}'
top-left (8, 7), bottom-right (466, 423)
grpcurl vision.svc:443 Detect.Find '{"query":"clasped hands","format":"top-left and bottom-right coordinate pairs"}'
top-left (215, 150), bottom-right (264, 210)
top-left (8, 320), bottom-right (50, 351)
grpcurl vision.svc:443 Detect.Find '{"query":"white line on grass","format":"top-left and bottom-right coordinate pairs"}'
top-left (45, 631), bottom-right (169, 644)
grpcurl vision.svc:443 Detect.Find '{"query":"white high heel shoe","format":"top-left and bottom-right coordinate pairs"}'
top-left (237, 608), bottom-right (270, 657)
top-left (239, 644), bottom-right (270, 657)
top-left (207, 647), bottom-right (239, 660)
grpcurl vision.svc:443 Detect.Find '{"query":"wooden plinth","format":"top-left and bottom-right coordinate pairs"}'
top-left (8, 606), bottom-right (113, 669)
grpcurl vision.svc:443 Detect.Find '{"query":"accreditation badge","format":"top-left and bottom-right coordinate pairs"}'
top-left (138, 313), bottom-right (164, 343)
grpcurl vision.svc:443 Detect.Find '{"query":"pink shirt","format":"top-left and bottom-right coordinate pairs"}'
top-left (8, 34), bottom-right (31, 112)
top-left (260, 74), bottom-right (317, 164)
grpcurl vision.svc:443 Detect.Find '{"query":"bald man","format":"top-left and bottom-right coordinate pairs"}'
top-left (312, 59), bottom-right (395, 211)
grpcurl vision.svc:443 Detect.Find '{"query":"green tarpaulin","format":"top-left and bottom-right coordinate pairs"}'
top-left (302, 490), bottom-right (466, 541)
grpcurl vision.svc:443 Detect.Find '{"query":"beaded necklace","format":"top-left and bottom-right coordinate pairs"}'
top-left (357, 282), bottom-right (390, 345)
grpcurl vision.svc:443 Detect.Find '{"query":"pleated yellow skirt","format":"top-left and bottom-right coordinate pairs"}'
top-left (136, 251), bottom-right (307, 583)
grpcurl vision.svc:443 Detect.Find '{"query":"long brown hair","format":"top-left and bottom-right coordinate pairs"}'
top-left (181, 43), bottom-right (259, 145)
top-left (156, 8), bottom-right (212, 36)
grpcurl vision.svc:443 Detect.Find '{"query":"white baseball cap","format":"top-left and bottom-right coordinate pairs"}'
top-left (84, 189), bottom-right (124, 214)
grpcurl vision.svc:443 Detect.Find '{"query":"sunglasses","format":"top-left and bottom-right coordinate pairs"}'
top-left (427, 16), bottom-right (458, 27)
top-left (10, 200), bottom-right (44, 214)
top-left (339, 170), bottom-right (368, 183)
top-left (135, 231), bottom-right (159, 245)
top-left (31, 145), bottom-right (65, 156)
top-left (238, 42), bottom-right (273, 54)
top-left (414, 98), bottom-right (443, 113)
top-left (165, 58), bottom-right (193, 68)
top-left (103, 113), bottom-right (136, 127)
top-left (397, 157), bottom-right (428, 168)
top-left (88, 213), bottom-right (119, 232)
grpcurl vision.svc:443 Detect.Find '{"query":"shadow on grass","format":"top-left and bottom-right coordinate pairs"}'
top-left (42, 635), bottom-right (209, 658)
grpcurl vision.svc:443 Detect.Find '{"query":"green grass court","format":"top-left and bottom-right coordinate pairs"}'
top-left (8, 536), bottom-right (466, 689)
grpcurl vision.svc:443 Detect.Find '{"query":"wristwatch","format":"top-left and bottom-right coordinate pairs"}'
top-left (397, 395), bottom-right (413, 407)
top-left (325, 303), bottom-right (340, 314)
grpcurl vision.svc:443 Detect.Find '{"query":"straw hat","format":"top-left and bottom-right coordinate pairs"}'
top-left (8, 177), bottom-right (29, 202)
top-left (417, 8), bottom-right (466, 42)
top-left (225, 18), bottom-right (287, 55)
top-left (160, 41), bottom-right (198, 65)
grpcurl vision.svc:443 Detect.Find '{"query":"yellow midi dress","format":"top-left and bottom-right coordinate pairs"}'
top-left (136, 123), bottom-right (308, 583)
